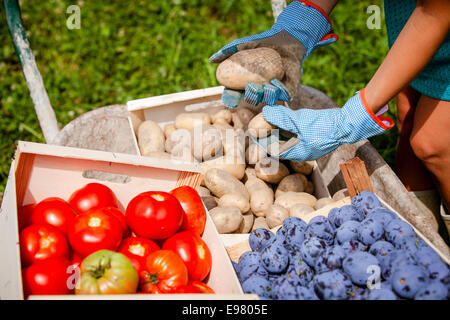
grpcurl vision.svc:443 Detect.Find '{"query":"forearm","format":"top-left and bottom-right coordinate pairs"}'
top-left (365, 0), bottom-right (450, 113)
top-left (308, 0), bottom-right (339, 14)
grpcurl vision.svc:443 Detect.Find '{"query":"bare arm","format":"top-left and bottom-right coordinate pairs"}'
top-left (365, 0), bottom-right (450, 113)
top-left (308, 0), bottom-right (339, 14)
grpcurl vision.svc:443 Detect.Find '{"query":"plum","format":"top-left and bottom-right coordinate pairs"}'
top-left (335, 220), bottom-right (360, 245)
top-left (313, 270), bottom-right (353, 300)
top-left (351, 191), bottom-right (382, 217)
top-left (249, 228), bottom-right (275, 252)
top-left (414, 281), bottom-right (448, 300)
top-left (343, 252), bottom-right (381, 286)
top-left (357, 218), bottom-right (384, 246)
top-left (340, 240), bottom-right (368, 256)
top-left (415, 246), bottom-right (442, 268)
top-left (391, 264), bottom-right (428, 299)
top-left (331, 205), bottom-right (362, 228)
top-left (385, 219), bottom-right (416, 248)
top-left (260, 241), bottom-right (289, 273)
top-left (314, 245), bottom-right (346, 274)
top-left (366, 207), bottom-right (397, 227)
top-left (305, 216), bottom-right (335, 245)
top-left (241, 275), bottom-right (273, 298)
top-left (291, 251), bottom-right (314, 286)
top-left (301, 237), bottom-right (327, 267)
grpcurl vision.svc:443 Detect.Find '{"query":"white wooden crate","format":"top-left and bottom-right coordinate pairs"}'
top-left (0, 141), bottom-right (255, 300)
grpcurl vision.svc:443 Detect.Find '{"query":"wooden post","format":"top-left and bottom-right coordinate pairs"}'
top-left (339, 157), bottom-right (373, 199)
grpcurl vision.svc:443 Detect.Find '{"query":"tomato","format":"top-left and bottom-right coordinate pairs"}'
top-left (175, 280), bottom-right (215, 294)
top-left (75, 250), bottom-right (139, 294)
top-left (68, 183), bottom-right (119, 215)
top-left (19, 224), bottom-right (69, 267)
top-left (18, 203), bottom-right (36, 231)
top-left (170, 186), bottom-right (206, 236)
top-left (67, 209), bottom-right (123, 258)
top-left (118, 237), bottom-right (160, 277)
top-left (22, 257), bottom-right (72, 297)
top-left (69, 252), bottom-right (83, 270)
top-left (140, 250), bottom-right (188, 293)
top-left (85, 207), bottom-right (130, 238)
top-left (162, 231), bottom-right (212, 281)
top-left (31, 197), bottom-right (76, 235)
top-left (125, 191), bottom-right (183, 239)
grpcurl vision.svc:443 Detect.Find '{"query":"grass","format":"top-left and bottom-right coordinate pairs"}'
top-left (0, 0), bottom-right (395, 193)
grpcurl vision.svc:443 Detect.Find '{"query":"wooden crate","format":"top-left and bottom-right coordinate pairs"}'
top-left (126, 86), bottom-right (332, 238)
top-left (0, 141), bottom-right (255, 300)
top-left (222, 195), bottom-right (450, 266)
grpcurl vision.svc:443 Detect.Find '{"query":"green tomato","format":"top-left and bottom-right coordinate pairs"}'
top-left (76, 249), bottom-right (139, 294)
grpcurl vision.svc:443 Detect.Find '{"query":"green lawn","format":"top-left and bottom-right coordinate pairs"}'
top-left (0, 0), bottom-right (395, 192)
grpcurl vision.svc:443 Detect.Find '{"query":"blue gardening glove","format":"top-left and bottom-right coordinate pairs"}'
top-left (260, 89), bottom-right (394, 161)
top-left (209, 0), bottom-right (338, 108)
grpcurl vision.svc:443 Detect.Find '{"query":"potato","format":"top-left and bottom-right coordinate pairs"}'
top-left (289, 203), bottom-right (315, 219)
top-left (204, 168), bottom-right (249, 200)
top-left (304, 181), bottom-right (315, 194)
top-left (209, 206), bottom-right (243, 234)
top-left (201, 196), bottom-right (218, 211)
top-left (332, 188), bottom-right (349, 201)
top-left (231, 113), bottom-right (245, 130)
top-left (246, 143), bottom-right (267, 166)
top-left (314, 197), bottom-right (334, 210)
top-left (252, 217), bottom-right (269, 232)
top-left (197, 186), bottom-right (211, 197)
top-left (191, 125), bottom-right (223, 161)
top-left (221, 129), bottom-right (246, 160)
top-left (212, 109), bottom-right (232, 124)
top-left (235, 212), bottom-right (255, 234)
top-left (243, 167), bottom-right (257, 183)
top-left (275, 191), bottom-right (318, 210)
top-left (266, 204), bottom-right (289, 229)
top-left (163, 123), bottom-right (176, 139)
top-left (234, 107), bottom-right (256, 128)
top-left (277, 173), bottom-right (307, 194)
top-left (215, 48), bottom-right (284, 90)
top-left (165, 128), bottom-right (191, 154)
top-left (137, 120), bottom-right (165, 155)
top-left (245, 177), bottom-right (274, 217)
top-left (248, 113), bottom-right (275, 138)
top-left (175, 112), bottom-right (211, 130)
top-left (255, 157), bottom-right (290, 184)
top-left (218, 193), bottom-right (250, 214)
top-left (200, 155), bottom-right (246, 180)
top-left (289, 160), bottom-right (314, 175)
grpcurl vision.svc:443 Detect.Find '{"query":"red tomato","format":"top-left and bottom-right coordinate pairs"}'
top-left (19, 224), bottom-right (69, 267)
top-left (69, 252), bottom-right (83, 271)
top-left (31, 197), bottom-right (76, 235)
top-left (125, 191), bottom-right (183, 239)
top-left (118, 237), bottom-right (160, 277)
top-left (67, 209), bottom-right (123, 258)
top-left (68, 183), bottom-right (119, 215)
top-left (140, 250), bottom-right (188, 293)
top-left (170, 186), bottom-right (206, 236)
top-left (22, 257), bottom-right (72, 297)
top-left (162, 231), bottom-right (212, 281)
top-left (85, 207), bottom-right (130, 238)
top-left (18, 203), bottom-right (36, 231)
top-left (175, 280), bottom-right (215, 293)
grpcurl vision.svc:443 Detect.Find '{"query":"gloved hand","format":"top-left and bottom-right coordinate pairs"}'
top-left (209, 0), bottom-right (338, 108)
top-left (260, 89), bottom-right (394, 161)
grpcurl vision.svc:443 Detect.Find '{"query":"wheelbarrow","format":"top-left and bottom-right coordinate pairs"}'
top-left (5, 0), bottom-right (449, 259)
